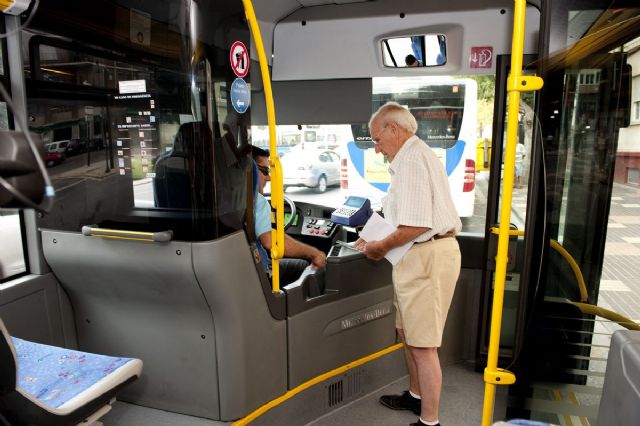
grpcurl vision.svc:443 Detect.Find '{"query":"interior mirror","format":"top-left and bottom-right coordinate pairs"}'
top-left (381, 34), bottom-right (447, 68)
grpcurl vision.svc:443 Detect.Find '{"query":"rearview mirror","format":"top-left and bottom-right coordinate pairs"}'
top-left (381, 34), bottom-right (447, 68)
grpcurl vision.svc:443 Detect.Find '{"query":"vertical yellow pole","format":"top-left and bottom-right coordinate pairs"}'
top-left (242, 0), bottom-right (284, 292)
top-left (481, 1), bottom-right (543, 425)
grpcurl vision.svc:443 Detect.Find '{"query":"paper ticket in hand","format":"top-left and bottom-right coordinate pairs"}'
top-left (359, 212), bottom-right (412, 265)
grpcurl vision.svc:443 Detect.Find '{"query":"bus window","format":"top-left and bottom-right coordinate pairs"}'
top-left (253, 124), bottom-right (352, 196)
top-left (25, 0), bottom-right (250, 242)
top-left (342, 77), bottom-right (479, 222)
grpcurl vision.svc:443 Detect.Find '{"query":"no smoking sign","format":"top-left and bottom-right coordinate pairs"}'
top-left (230, 41), bottom-right (249, 78)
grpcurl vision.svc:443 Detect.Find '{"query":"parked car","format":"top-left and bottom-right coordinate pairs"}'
top-left (44, 140), bottom-right (69, 154)
top-left (281, 149), bottom-right (340, 193)
top-left (45, 152), bottom-right (65, 167)
top-left (64, 139), bottom-right (86, 156)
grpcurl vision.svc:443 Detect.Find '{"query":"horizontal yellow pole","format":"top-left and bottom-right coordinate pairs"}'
top-left (85, 227), bottom-right (155, 237)
top-left (93, 235), bottom-right (154, 243)
top-left (570, 301), bottom-right (640, 331)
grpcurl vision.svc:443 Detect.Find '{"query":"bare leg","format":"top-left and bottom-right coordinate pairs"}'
top-left (398, 328), bottom-right (420, 395)
top-left (406, 345), bottom-right (441, 422)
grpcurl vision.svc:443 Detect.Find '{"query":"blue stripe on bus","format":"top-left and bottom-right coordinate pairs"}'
top-left (445, 139), bottom-right (466, 175)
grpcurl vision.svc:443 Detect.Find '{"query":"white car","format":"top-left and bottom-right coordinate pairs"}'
top-left (281, 149), bottom-right (340, 193)
top-left (45, 140), bottom-right (70, 154)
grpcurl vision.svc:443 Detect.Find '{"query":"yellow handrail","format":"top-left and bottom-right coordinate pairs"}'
top-left (569, 302), bottom-right (640, 331)
top-left (489, 228), bottom-right (588, 303)
top-left (241, 0), bottom-right (285, 293)
top-left (482, 1), bottom-right (543, 424)
top-left (231, 343), bottom-right (404, 425)
top-left (549, 240), bottom-right (588, 303)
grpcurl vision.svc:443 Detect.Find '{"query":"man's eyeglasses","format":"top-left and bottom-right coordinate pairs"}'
top-left (257, 165), bottom-right (270, 176)
top-left (370, 125), bottom-right (389, 145)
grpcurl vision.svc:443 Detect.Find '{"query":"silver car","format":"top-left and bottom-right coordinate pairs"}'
top-left (282, 149), bottom-right (340, 193)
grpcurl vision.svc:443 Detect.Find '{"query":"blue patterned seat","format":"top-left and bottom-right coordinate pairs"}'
top-left (0, 318), bottom-right (142, 425)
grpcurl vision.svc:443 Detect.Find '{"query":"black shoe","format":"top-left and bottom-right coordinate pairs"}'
top-left (379, 390), bottom-right (421, 415)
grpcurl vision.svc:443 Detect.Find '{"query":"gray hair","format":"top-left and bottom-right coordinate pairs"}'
top-left (369, 101), bottom-right (418, 133)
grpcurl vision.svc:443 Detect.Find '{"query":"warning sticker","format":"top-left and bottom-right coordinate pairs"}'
top-left (230, 41), bottom-right (249, 78)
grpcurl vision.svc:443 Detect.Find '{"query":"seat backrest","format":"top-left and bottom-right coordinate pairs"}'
top-left (154, 122), bottom-right (207, 209)
top-left (0, 319), bottom-right (17, 396)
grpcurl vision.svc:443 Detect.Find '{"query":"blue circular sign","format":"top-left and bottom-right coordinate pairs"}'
top-left (230, 78), bottom-right (250, 114)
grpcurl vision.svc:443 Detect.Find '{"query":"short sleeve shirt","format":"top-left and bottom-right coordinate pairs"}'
top-left (382, 136), bottom-right (462, 242)
top-left (255, 193), bottom-right (271, 238)
top-left (255, 193), bottom-right (272, 274)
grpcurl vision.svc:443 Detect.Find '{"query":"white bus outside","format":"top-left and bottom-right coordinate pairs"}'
top-left (340, 76), bottom-right (477, 216)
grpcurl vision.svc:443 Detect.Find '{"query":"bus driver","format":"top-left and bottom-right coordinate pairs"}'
top-left (251, 146), bottom-right (326, 285)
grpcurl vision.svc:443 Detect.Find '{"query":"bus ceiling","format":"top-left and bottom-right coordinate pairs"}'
top-left (263, 1), bottom-right (540, 80)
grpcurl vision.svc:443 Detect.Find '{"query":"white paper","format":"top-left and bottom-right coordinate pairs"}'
top-left (336, 240), bottom-right (359, 252)
top-left (359, 212), bottom-right (413, 266)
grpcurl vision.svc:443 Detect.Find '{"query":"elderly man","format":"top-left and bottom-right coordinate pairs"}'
top-left (354, 102), bottom-right (461, 426)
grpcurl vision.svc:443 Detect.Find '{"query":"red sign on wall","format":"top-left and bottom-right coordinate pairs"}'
top-left (230, 41), bottom-right (249, 78)
top-left (469, 46), bottom-right (493, 69)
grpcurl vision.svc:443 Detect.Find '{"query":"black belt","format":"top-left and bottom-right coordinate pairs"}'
top-left (415, 230), bottom-right (456, 244)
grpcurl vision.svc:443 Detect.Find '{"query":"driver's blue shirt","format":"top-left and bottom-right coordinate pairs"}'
top-left (255, 193), bottom-right (272, 274)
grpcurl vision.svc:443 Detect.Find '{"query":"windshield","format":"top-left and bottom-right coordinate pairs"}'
top-left (373, 78), bottom-right (466, 149)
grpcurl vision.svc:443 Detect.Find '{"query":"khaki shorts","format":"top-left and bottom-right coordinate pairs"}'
top-left (392, 237), bottom-right (461, 348)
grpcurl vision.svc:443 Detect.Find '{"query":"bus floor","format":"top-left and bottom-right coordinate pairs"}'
top-left (103, 361), bottom-right (494, 425)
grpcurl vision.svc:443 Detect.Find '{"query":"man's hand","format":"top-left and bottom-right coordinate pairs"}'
top-left (353, 238), bottom-right (388, 260)
top-left (309, 249), bottom-right (327, 269)
top-left (363, 240), bottom-right (388, 261)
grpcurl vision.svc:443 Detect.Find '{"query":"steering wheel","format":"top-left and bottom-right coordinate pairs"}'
top-left (265, 195), bottom-right (297, 231)
top-left (284, 195), bottom-right (297, 231)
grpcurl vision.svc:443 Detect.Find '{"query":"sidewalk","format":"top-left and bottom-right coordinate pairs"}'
top-left (51, 163), bottom-right (115, 180)
top-left (600, 182), bottom-right (640, 322)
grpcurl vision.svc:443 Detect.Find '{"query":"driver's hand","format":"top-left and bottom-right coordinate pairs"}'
top-left (309, 249), bottom-right (327, 269)
top-left (353, 238), bottom-right (366, 251)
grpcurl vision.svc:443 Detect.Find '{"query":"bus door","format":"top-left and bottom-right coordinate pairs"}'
top-left (477, 54), bottom-right (539, 366)
top-left (486, 6), bottom-right (636, 422)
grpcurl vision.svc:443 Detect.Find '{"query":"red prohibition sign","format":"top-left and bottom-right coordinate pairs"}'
top-left (230, 41), bottom-right (249, 78)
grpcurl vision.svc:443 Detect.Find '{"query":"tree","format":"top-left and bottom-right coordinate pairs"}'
top-left (467, 75), bottom-right (496, 138)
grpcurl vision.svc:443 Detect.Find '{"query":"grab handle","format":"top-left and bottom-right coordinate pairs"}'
top-left (81, 226), bottom-right (173, 243)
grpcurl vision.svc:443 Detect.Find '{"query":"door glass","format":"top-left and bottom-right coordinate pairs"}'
top-left (24, 1), bottom-right (250, 242)
top-left (508, 13), bottom-right (640, 422)
top-left (483, 69), bottom-right (538, 352)
top-left (497, 72), bottom-right (537, 229)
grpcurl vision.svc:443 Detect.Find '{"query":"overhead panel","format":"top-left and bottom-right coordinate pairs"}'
top-left (272, 2), bottom-right (540, 80)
